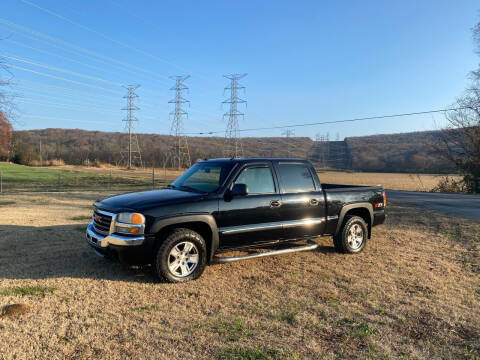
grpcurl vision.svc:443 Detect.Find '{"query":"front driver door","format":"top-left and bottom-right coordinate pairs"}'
top-left (216, 163), bottom-right (284, 250)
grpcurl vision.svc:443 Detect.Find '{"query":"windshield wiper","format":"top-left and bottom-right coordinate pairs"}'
top-left (166, 184), bottom-right (176, 189)
top-left (179, 185), bottom-right (206, 193)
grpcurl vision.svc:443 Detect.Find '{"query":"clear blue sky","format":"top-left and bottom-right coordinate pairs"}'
top-left (1, 0), bottom-right (479, 139)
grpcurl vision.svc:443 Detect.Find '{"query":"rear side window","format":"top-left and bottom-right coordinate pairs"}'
top-left (234, 166), bottom-right (275, 194)
top-left (277, 163), bottom-right (315, 193)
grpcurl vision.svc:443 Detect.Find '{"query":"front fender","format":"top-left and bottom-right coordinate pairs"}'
top-left (149, 214), bottom-right (219, 261)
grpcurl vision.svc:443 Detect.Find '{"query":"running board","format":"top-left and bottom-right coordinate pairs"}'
top-left (214, 239), bottom-right (318, 263)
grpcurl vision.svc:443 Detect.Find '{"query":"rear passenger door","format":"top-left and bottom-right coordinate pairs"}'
top-left (274, 162), bottom-right (326, 239)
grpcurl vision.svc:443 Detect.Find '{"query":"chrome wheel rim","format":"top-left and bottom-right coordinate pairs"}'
top-left (168, 241), bottom-right (199, 277)
top-left (347, 223), bottom-right (364, 250)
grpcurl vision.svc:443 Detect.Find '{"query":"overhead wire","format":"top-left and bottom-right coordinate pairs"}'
top-left (183, 107), bottom-right (468, 135)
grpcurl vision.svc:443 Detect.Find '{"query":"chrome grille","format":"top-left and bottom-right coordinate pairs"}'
top-left (93, 210), bottom-right (113, 234)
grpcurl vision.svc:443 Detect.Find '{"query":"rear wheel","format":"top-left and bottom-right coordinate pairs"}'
top-left (333, 215), bottom-right (367, 254)
top-left (153, 228), bottom-right (207, 283)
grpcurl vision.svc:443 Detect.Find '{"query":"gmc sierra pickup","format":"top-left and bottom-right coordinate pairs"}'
top-left (86, 158), bottom-right (386, 282)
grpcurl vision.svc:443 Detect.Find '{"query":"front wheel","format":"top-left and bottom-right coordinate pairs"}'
top-left (333, 215), bottom-right (368, 254)
top-left (153, 228), bottom-right (207, 283)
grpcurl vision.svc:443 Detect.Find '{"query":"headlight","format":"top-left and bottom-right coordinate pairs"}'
top-left (117, 212), bottom-right (145, 225)
top-left (115, 212), bottom-right (145, 235)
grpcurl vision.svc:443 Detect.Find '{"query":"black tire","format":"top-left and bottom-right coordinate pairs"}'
top-left (333, 215), bottom-right (368, 254)
top-left (153, 228), bottom-right (207, 283)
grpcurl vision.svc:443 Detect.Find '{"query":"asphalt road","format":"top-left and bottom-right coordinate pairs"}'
top-left (386, 190), bottom-right (480, 221)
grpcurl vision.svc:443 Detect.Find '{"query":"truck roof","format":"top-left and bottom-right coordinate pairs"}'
top-left (202, 157), bottom-right (309, 163)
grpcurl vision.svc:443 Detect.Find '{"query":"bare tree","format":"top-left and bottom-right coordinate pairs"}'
top-left (0, 53), bottom-right (14, 161)
top-left (438, 20), bottom-right (480, 193)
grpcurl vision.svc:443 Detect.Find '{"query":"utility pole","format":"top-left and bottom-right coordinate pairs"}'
top-left (166, 76), bottom-right (191, 170)
top-left (282, 128), bottom-right (295, 157)
top-left (223, 73), bottom-right (247, 158)
top-left (39, 139), bottom-right (42, 166)
top-left (120, 85), bottom-right (143, 169)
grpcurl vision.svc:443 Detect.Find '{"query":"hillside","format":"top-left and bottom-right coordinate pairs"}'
top-left (11, 128), bottom-right (455, 173)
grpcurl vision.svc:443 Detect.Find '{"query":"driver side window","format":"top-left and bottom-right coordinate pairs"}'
top-left (234, 166), bottom-right (275, 194)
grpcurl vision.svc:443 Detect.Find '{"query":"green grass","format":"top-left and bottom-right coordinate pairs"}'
top-left (0, 285), bottom-right (57, 297)
top-left (351, 323), bottom-right (379, 338)
top-left (0, 162), bottom-right (150, 191)
top-left (213, 318), bottom-right (254, 341)
top-left (217, 347), bottom-right (278, 360)
top-left (273, 311), bottom-right (297, 325)
top-left (217, 347), bottom-right (304, 360)
top-left (0, 200), bottom-right (15, 206)
top-left (129, 304), bottom-right (160, 312)
top-left (70, 215), bottom-right (92, 221)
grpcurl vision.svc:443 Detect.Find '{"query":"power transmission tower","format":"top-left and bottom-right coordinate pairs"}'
top-left (282, 128), bottom-right (295, 157)
top-left (223, 73), bottom-right (247, 158)
top-left (165, 75), bottom-right (191, 170)
top-left (120, 85), bottom-right (143, 169)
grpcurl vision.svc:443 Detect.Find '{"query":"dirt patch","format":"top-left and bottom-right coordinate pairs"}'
top-left (0, 304), bottom-right (29, 318)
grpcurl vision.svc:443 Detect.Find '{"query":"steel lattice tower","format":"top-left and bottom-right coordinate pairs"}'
top-left (166, 75), bottom-right (191, 170)
top-left (120, 85), bottom-right (143, 169)
top-left (282, 128), bottom-right (295, 157)
top-left (223, 73), bottom-right (247, 158)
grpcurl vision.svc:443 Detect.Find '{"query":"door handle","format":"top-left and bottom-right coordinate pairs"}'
top-left (270, 200), bottom-right (282, 208)
top-left (310, 198), bottom-right (319, 206)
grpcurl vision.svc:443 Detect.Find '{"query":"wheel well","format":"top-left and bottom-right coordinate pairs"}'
top-left (155, 221), bottom-right (213, 258)
top-left (344, 208), bottom-right (371, 238)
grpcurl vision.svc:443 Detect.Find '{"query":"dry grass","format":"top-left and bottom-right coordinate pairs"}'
top-left (0, 192), bottom-right (479, 359)
top-left (318, 171), bottom-right (462, 191)
top-left (55, 164), bottom-right (461, 192)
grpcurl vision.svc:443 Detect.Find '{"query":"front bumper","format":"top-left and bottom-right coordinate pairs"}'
top-left (86, 221), bottom-right (145, 248)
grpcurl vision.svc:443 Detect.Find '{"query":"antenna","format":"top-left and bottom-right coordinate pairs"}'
top-left (120, 85), bottom-right (143, 169)
top-left (165, 75), bottom-right (191, 170)
top-left (223, 73), bottom-right (247, 158)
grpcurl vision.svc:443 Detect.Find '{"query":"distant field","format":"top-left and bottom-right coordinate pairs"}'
top-left (0, 192), bottom-right (478, 359)
top-left (318, 171), bottom-right (461, 192)
top-left (0, 163), bottom-right (158, 192)
top-left (0, 162), bottom-right (461, 192)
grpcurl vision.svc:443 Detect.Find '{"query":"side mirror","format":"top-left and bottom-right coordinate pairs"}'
top-left (231, 183), bottom-right (248, 196)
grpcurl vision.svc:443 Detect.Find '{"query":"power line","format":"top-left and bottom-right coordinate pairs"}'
top-left (165, 76), bottom-right (191, 169)
top-left (7, 64), bottom-right (122, 94)
top-left (223, 73), bottom-right (247, 158)
top-left (0, 17), bottom-right (170, 83)
top-left (120, 85), bottom-right (143, 169)
top-left (185, 107), bottom-right (468, 135)
top-left (4, 54), bottom-right (123, 86)
top-left (19, 0), bottom-right (201, 78)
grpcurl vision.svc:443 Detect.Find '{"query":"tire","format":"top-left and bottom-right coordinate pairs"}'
top-left (153, 228), bottom-right (207, 283)
top-left (333, 215), bottom-right (368, 254)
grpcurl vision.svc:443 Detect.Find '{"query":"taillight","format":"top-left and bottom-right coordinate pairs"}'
top-left (383, 191), bottom-right (387, 208)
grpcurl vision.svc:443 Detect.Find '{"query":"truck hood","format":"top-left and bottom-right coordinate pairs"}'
top-left (95, 189), bottom-right (205, 212)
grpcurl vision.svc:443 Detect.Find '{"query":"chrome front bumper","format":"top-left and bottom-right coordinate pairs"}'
top-left (86, 221), bottom-right (145, 248)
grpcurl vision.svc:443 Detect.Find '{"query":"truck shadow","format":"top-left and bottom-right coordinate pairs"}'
top-left (0, 225), bottom-right (336, 281)
top-left (0, 224), bottom-right (156, 282)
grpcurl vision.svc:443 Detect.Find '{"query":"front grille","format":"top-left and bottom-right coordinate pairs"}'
top-left (93, 210), bottom-right (113, 234)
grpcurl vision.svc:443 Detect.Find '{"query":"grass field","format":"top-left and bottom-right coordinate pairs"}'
top-left (0, 162), bottom-right (461, 193)
top-left (0, 192), bottom-right (478, 359)
top-left (0, 163), bottom-right (158, 192)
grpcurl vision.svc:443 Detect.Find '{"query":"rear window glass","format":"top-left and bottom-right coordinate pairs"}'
top-left (277, 163), bottom-right (315, 193)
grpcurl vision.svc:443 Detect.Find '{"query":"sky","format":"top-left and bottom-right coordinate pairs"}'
top-left (0, 0), bottom-right (479, 139)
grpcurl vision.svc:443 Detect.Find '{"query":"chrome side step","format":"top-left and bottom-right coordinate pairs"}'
top-left (214, 239), bottom-right (318, 263)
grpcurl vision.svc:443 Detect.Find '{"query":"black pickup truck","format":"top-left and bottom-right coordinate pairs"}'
top-left (86, 158), bottom-right (386, 282)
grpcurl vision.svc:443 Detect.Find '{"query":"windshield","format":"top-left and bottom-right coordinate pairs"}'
top-left (170, 162), bottom-right (234, 193)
